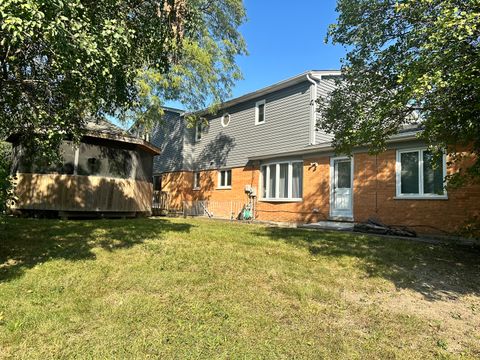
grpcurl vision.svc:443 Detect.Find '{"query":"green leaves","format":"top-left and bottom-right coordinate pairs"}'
top-left (124, 0), bottom-right (247, 131)
top-left (0, 0), bottom-right (246, 150)
top-left (0, 142), bottom-right (15, 217)
top-left (319, 0), bottom-right (480, 184)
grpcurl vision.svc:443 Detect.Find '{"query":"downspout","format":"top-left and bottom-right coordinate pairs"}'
top-left (306, 73), bottom-right (318, 146)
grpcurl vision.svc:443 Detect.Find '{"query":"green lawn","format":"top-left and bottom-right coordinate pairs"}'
top-left (0, 218), bottom-right (479, 359)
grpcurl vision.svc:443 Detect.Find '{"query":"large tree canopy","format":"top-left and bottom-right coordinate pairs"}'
top-left (318, 0), bottom-right (480, 184)
top-left (0, 0), bottom-right (246, 158)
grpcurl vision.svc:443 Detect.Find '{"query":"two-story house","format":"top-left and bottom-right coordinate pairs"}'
top-left (150, 71), bottom-right (479, 234)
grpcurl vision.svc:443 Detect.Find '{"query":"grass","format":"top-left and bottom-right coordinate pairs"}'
top-left (0, 217), bottom-right (479, 359)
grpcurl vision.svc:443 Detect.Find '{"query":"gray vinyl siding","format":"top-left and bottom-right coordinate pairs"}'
top-left (315, 76), bottom-right (338, 144)
top-left (187, 81), bottom-right (312, 170)
top-left (151, 110), bottom-right (185, 173)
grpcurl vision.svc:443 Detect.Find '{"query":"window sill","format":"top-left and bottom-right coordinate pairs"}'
top-left (259, 198), bottom-right (303, 203)
top-left (394, 195), bottom-right (448, 200)
top-left (255, 121), bottom-right (265, 126)
top-left (193, 187), bottom-right (201, 191)
top-left (216, 186), bottom-right (232, 190)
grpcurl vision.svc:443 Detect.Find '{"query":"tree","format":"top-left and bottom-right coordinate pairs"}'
top-left (126, 0), bottom-right (247, 130)
top-left (0, 0), bottom-right (246, 158)
top-left (318, 0), bottom-right (480, 185)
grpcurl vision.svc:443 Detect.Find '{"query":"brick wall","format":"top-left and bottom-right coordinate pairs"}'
top-left (353, 150), bottom-right (480, 234)
top-left (158, 150), bottom-right (480, 234)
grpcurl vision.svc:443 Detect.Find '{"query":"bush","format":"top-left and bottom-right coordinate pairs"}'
top-left (0, 142), bottom-right (15, 216)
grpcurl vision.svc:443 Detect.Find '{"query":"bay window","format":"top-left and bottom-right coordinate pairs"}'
top-left (261, 161), bottom-right (303, 201)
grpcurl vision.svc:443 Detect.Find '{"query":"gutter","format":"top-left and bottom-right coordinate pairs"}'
top-left (306, 73), bottom-right (318, 145)
top-left (184, 70), bottom-right (341, 118)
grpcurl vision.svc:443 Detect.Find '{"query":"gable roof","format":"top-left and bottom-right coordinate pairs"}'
top-left (189, 70), bottom-right (341, 116)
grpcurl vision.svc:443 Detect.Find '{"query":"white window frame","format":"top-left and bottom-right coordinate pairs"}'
top-left (193, 171), bottom-right (201, 190)
top-left (217, 169), bottom-right (232, 189)
top-left (395, 148), bottom-right (448, 199)
top-left (195, 122), bottom-right (203, 142)
top-left (255, 100), bottom-right (266, 125)
top-left (259, 160), bottom-right (303, 202)
top-left (221, 113), bottom-right (231, 128)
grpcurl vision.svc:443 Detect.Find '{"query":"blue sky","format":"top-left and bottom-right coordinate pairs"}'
top-left (230, 0), bottom-right (344, 97)
top-left (164, 0), bottom-right (345, 109)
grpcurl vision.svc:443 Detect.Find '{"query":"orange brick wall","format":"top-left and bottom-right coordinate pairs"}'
top-left (158, 150), bottom-right (480, 234)
top-left (353, 150), bottom-right (480, 234)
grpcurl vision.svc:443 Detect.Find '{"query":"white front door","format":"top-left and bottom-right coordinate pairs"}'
top-left (330, 157), bottom-right (353, 219)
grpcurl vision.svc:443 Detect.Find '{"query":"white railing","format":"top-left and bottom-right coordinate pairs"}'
top-left (182, 200), bottom-right (248, 220)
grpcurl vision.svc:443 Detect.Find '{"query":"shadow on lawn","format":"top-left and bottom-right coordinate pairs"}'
top-left (0, 218), bottom-right (193, 282)
top-left (256, 227), bottom-right (480, 302)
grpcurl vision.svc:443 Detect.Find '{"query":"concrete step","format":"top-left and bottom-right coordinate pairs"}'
top-left (300, 221), bottom-right (355, 231)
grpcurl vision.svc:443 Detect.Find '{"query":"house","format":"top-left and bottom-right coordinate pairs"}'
top-left (7, 117), bottom-right (160, 217)
top-left (150, 71), bottom-right (479, 234)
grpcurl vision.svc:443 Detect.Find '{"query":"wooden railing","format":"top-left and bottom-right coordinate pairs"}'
top-left (13, 173), bottom-right (153, 213)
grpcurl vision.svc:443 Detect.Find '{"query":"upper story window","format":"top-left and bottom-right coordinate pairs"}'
top-left (193, 171), bottom-right (201, 190)
top-left (218, 169), bottom-right (232, 189)
top-left (255, 100), bottom-right (266, 125)
top-left (260, 161), bottom-right (303, 201)
top-left (221, 113), bottom-right (231, 127)
top-left (396, 148), bottom-right (447, 198)
top-left (195, 121), bottom-right (203, 142)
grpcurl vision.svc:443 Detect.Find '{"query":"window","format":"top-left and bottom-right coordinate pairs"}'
top-left (396, 148), bottom-right (446, 198)
top-left (153, 175), bottom-right (162, 191)
top-left (221, 113), bottom-right (231, 127)
top-left (260, 161), bottom-right (303, 201)
top-left (195, 121), bottom-right (203, 142)
top-left (193, 171), bottom-right (201, 190)
top-left (218, 169), bottom-right (232, 189)
top-left (255, 100), bottom-right (266, 125)
top-left (86, 157), bottom-right (101, 175)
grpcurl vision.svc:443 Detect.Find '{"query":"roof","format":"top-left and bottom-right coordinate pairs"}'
top-left (84, 117), bottom-right (130, 137)
top-left (6, 116), bottom-right (161, 155)
top-left (189, 70), bottom-right (342, 116)
top-left (84, 117), bottom-right (161, 155)
top-left (161, 106), bottom-right (185, 114)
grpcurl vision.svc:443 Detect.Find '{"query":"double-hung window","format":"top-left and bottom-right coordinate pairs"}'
top-left (195, 122), bottom-right (203, 142)
top-left (255, 100), bottom-right (266, 125)
top-left (193, 171), bottom-right (201, 190)
top-left (396, 148), bottom-right (447, 198)
top-left (218, 169), bottom-right (232, 189)
top-left (260, 161), bottom-right (303, 201)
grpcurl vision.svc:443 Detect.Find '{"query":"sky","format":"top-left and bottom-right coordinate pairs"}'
top-left (164, 0), bottom-right (345, 110)
top-left (230, 0), bottom-right (344, 97)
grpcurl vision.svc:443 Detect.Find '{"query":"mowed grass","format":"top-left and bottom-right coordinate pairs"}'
top-left (0, 218), bottom-right (479, 359)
